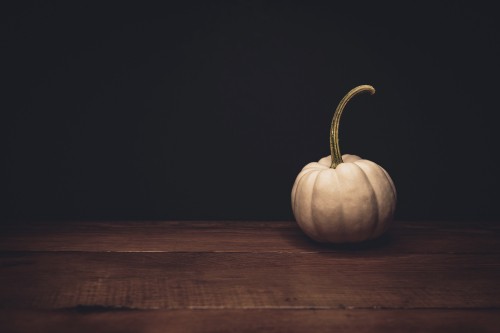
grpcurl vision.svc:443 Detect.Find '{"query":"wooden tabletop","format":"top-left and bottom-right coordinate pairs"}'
top-left (0, 220), bottom-right (499, 332)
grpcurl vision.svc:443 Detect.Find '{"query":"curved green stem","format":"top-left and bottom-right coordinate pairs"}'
top-left (330, 85), bottom-right (376, 168)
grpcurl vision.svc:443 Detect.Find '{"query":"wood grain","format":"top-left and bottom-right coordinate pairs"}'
top-left (1, 252), bottom-right (499, 310)
top-left (1, 220), bottom-right (499, 253)
top-left (1, 220), bottom-right (499, 332)
top-left (1, 309), bottom-right (499, 333)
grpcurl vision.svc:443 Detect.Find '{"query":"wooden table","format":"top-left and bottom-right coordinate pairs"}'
top-left (0, 220), bottom-right (499, 332)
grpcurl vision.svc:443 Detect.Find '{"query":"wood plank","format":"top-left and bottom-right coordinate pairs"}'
top-left (1, 221), bottom-right (499, 254)
top-left (1, 309), bottom-right (499, 333)
top-left (1, 252), bottom-right (499, 310)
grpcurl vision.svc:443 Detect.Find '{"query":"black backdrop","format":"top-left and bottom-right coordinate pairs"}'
top-left (3, 1), bottom-right (500, 221)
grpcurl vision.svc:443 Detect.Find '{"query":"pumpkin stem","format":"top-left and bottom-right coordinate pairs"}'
top-left (330, 85), bottom-right (376, 168)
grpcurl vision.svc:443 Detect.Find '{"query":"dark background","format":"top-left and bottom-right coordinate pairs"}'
top-left (2, 1), bottom-right (499, 221)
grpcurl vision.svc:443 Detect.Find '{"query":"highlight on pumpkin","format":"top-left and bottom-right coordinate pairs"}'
top-left (329, 85), bottom-right (376, 168)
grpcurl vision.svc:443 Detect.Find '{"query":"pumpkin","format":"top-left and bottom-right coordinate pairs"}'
top-left (291, 85), bottom-right (396, 243)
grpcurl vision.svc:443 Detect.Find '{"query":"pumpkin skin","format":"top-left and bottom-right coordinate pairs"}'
top-left (291, 154), bottom-right (396, 243)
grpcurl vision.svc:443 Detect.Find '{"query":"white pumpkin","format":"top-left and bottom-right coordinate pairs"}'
top-left (291, 85), bottom-right (396, 243)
